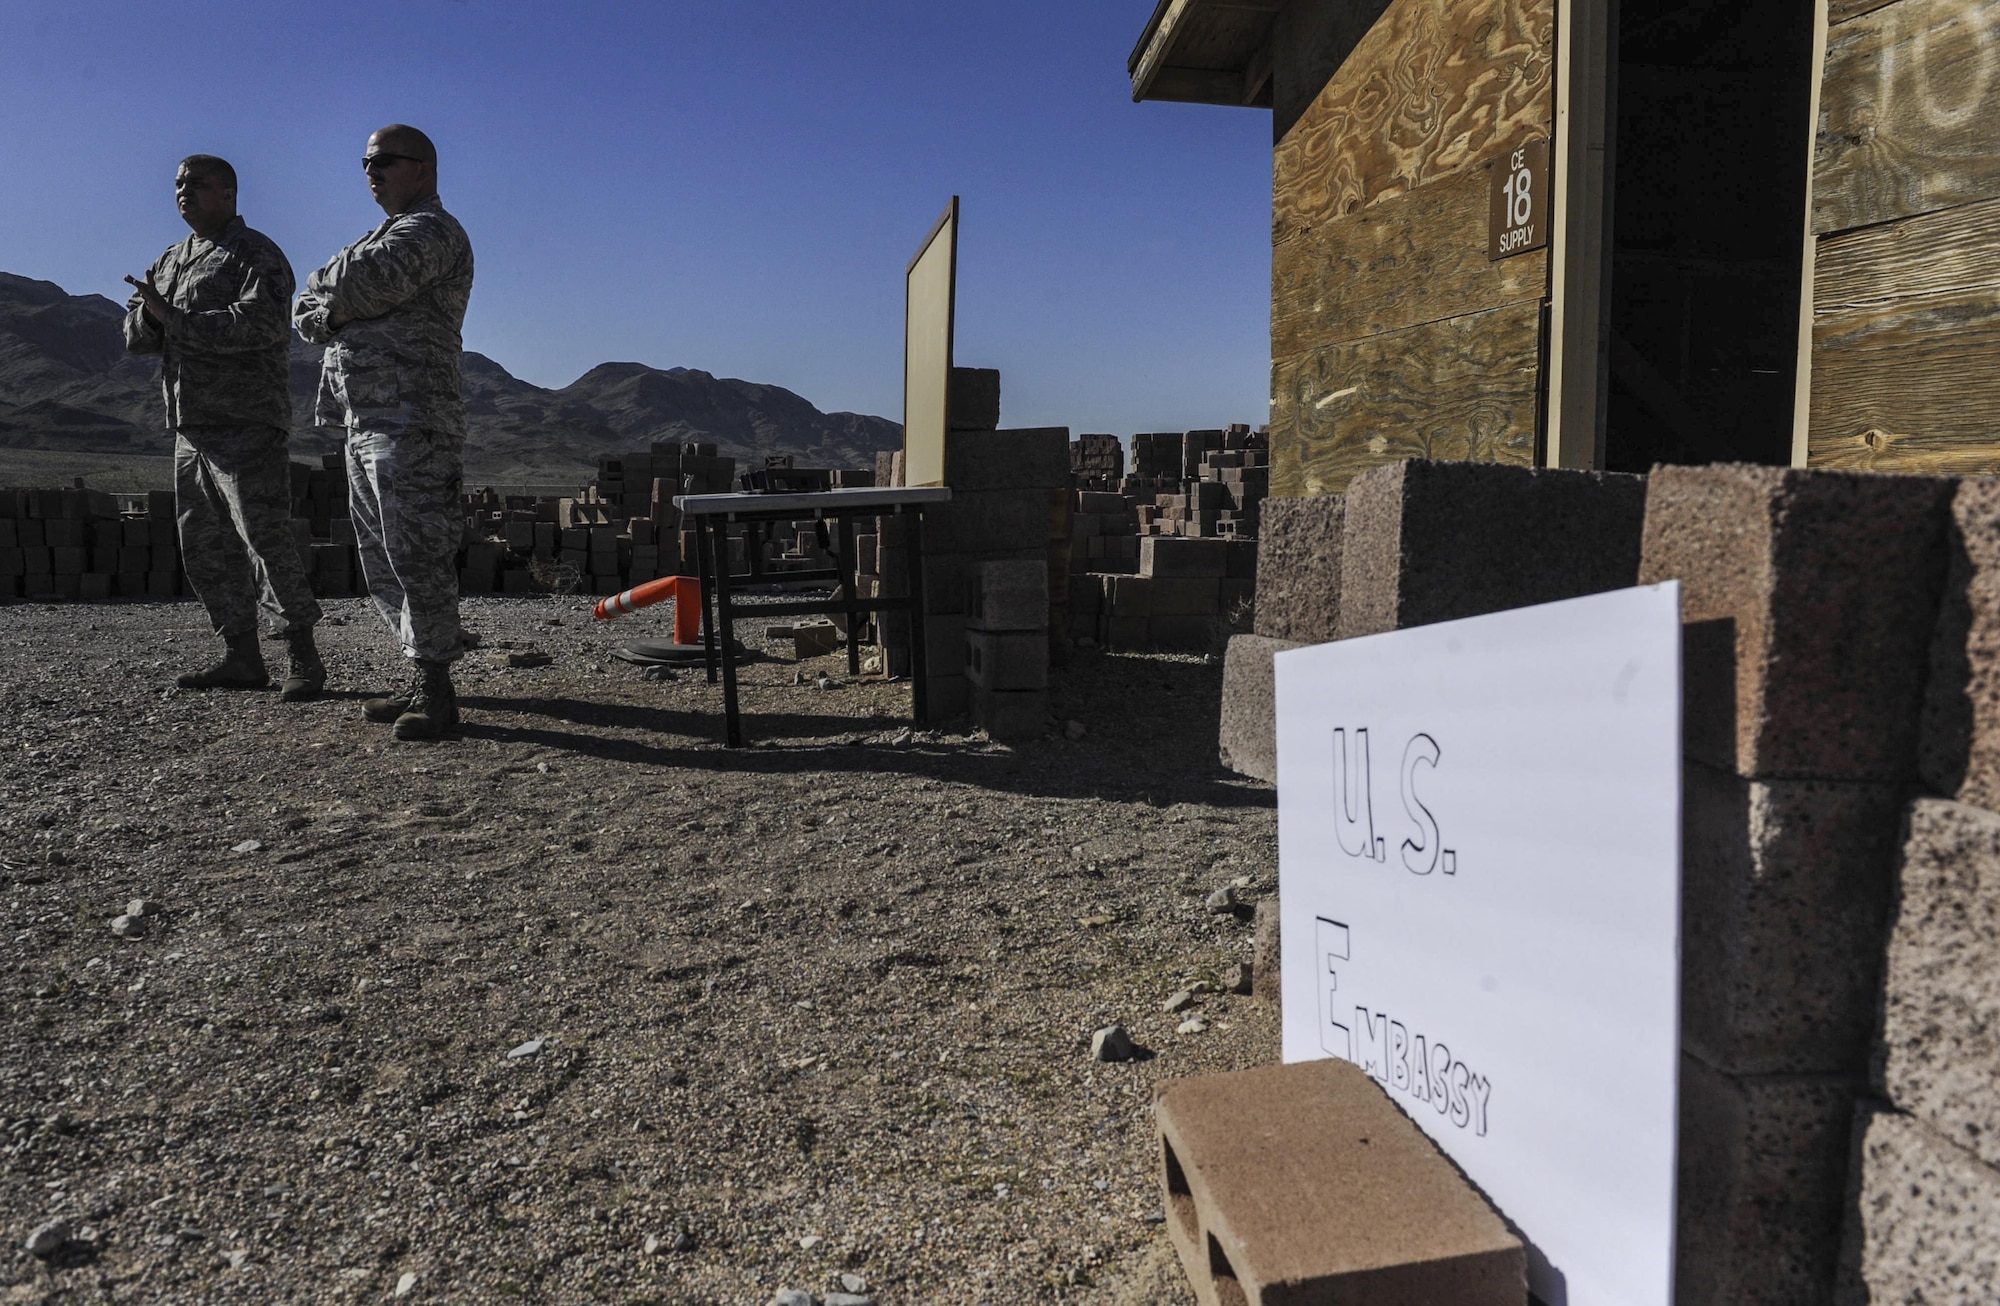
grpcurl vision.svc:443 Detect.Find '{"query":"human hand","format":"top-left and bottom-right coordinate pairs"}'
top-left (122, 271), bottom-right (170, 325)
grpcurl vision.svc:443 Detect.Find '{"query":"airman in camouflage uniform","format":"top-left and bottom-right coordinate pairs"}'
top-left (122, 154), bottom-right (326, 701)
top-left (294, 124), bottom-right (474, 741)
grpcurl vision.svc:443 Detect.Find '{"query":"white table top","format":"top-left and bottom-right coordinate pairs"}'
top-left (672, 486), bottom-right (953, 516)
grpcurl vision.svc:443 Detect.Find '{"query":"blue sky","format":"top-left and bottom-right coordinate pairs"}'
top-left (0, 2), bottom-right (1274, 433)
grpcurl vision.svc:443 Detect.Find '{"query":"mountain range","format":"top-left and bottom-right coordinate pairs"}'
top-left (0, 271), bottom-right (902, 480)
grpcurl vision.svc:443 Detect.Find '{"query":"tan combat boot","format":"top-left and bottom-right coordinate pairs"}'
top-left (392, 660), bottom-right (459, 741)
top-left (176, 632), bottom-right (268, 690)
top-left (362, 662), bottom-right (425, 723)
top-left (280, 629), bottom-right (327, 702)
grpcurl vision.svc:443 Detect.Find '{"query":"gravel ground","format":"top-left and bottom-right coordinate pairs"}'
top-left (0, 595), bottom-right (1280, 1305)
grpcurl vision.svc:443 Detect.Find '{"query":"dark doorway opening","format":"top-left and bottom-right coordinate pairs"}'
top-left (1602, 0), bottom-right (1817, 472)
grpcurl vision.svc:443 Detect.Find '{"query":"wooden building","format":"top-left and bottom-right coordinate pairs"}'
top-left (1131, 0), bottom-right (1997, 493)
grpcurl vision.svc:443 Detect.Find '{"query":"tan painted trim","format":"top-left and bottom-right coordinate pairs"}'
top-left (1544, 0), bottom-right (1612, 468)
top-left (1792, 0), bottom-right (1831, 468)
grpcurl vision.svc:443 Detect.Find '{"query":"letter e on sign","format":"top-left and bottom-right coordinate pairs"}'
top-left (1488, 139), bottom-right (1549, 261)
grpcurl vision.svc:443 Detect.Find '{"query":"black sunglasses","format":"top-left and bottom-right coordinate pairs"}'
top-left (362, 153), bottom-right (425, 172)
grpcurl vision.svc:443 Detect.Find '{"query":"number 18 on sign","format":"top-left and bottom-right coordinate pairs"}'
top-left (1488, 138), bottom-right (1548, 260)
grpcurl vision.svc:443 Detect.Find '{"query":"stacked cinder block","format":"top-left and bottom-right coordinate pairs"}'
top-left (1218, 496), bottom-right (1344, 782)
top-left (0, 486), bottom-right (186, 602)
top-left (1070, 433), bottom-right (1124, 489)
top-left (1080, 536), bottom-right (1256, 653)
top-left (914, 426), bottom-right (1071, 719)
top-left (966, 560), bottom-right (1048, 740)
top-left (1338, 460), bottom-right (1648, 638)
top-left (1154, 1058), bottom-right (1525, 1305)
top-left (1128, 426), bottom-right (1270, 540)
top-left (1636, 465), bottom-right (1956, 1305)
top-left (1835, 477), bottom-right (2000, 1301)
top-left (1069, 489), bottom-right (1142, 575)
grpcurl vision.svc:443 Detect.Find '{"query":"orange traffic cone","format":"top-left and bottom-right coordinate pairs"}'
top-left (594, 575), bottom-right (702, 646)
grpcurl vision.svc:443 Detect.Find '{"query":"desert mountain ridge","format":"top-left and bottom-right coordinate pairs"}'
top-left (0, 270), bottom-right (902, 480)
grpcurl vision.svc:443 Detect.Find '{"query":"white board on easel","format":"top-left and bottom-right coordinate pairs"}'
top-left (1277, 583), bottom-right (1683, 1306)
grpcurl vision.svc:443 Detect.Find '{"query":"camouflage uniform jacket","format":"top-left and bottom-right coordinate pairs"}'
top-left (294, 194), bottom-right (474, 439)
top-left (122, 215), bottom-right (295, 431)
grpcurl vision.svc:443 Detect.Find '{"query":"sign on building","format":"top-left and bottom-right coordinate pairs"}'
top-left (1488, 137), bottom-right (1549, 260)
top-left (1277, 583), bottom-right (1682, 1306)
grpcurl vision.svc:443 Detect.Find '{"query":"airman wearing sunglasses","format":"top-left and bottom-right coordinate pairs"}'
top-left (294, 124), bottom-right (475, 741)
top-left (122, 154), bottom-right (327, 701)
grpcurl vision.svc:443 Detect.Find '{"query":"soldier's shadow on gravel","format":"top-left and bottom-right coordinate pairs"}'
top-left (455, 693), bottom-right (1275, 809)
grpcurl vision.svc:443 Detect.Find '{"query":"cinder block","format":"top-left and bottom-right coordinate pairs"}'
top-left (947, 366), bottom-right (1000, 431)
top-left (972, 686), bottom-right (1047, 740)
top-left (1150, 576), bottom-right (1221, 616)
top-left (1148, 615), bottom-right (1212, 651)
top-left (1681, 761), bottom-right (1903, 1076)
top-left (1141, 535), bottom-right (1228, 578)
top-left (1920, 478), bottom-right (2000, 807)
top-left (1106, 575), bottom-right (1154, 618)
top-left (923, 612), bottom-right (966, 677)
top-left (1068, 573), bottom-right (1104, 618)
top-left (1102, 615), bottom-right (1148, 650)
top-left (921, 489), bottom-right (1050, 554)
top-left (1639, 464), bottom-right (1953, 782)
top-left (1154, 1058), bottom-right (1524, 1306)
top-left (922, 546), bottom-right (1043, 615)
top-left (1879, 798), bottom-right (2000, 1170)
top-left (967, 559), bottom-right (1048, 632)
top-left (966, 629), bottom-right (1047, 691)
top-left (924, 672), bottom-right (969, 723)
top-left (1837, 1109), bottom-right (2000, 1305)
top-left (1252, 898), bottom-right (1280, 1008)
top-left (1255, 495), bottom-right (1343, 644)
top-left (1676, 1054), bottom-right (1859, 1306)
top-left (1343, 460), bottom-right (1646, 640)
top-left (1219, 635), bottom-right (1302, 784)
top-left (943, 427), bottom-right (1070, 491)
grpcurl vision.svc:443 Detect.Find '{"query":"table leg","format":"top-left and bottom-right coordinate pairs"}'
top-left (698, 519), bottom-right (719, 684)
top-left (837, 516), bottom-right (862, 676)
top-left (906, 505), bottom-right (930, 725)
top-left (716, 526), bottom-right (744, 748)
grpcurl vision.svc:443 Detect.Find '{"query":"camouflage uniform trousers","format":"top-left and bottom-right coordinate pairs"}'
top-left (346, 426), bottom-right (464, 664)
top-left (174, 425), bottom-right (322, 639)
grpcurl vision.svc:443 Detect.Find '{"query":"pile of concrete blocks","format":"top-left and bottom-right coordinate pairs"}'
top-left (1154, 1057), bottom-right (1525, 1303)
top-left (1069, 535), bottom-right (1256, 654)
top-left (0, 486), bottom-right (186, 602)
top-left (1219, 461), bottom-right (1648, 782)
top-left (966, 560), bottom-right (1049, 740)
top-left (1129, 426), bottom-right (1269, 539)
top-left (1069, 488), bottom-right (1142, 575)
top-left (867, 368), bottom-right (1071, 722)
top-left (1638, 466), bottom-right (1956, 1304)
top-left (1835, 476), bottom-right (2000, 1302)
top-left (1070, 433), bottom-right (1124, 489)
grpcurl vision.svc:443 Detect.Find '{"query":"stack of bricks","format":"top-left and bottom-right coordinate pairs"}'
top-left (1835, 475), bottom-right (2000, 1302)
top-left (453, 441), bottom-right (738, 596)
top-left (1069, 535), bottom-right (1256, 653)
top-left (1637, 466), bottom-right (1958, 1305)
top-left (1070, 433), bottom-right (1124, 490)
top-left (1129, 425), bottom-right (1269, 539)
top-left (286, 455), bottom-right (364, 598)
top-left (0, 486), bottom-right (184, 602)
top-left (1069, 488), bottom-right (1142, 575)
top-left (966, 559), bottom-right (1049, 740)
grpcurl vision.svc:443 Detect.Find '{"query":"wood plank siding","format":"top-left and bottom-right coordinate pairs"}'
top-left (1807, 0), bottom-right (2000, 471)
top-left (1269, 0), bottom-right (1555, 497)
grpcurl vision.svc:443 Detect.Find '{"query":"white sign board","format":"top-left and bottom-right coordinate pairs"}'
top-left (1277, 584), bottom-right (1682, 1306)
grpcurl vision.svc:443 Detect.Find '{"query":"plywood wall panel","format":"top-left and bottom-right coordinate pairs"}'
top-left (1270, 300), bottom-right (1542, 498)
top-left (1808, 194), bottom-right (2000, 473)
top-left (1814, 0), bottom-right (2000, 233)
top-left (1271, 160), bottom-right (1549, 362)
top-left (1272, 0), bottom-right (1554, 246)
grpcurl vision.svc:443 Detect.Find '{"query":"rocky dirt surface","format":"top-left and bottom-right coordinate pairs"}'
top-left (0, 595), bottom-right (1279, 1304)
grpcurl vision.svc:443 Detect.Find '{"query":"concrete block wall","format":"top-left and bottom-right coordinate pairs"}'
top-left (1637, 465), bottom-right (1957, 1304)
top-left (0, 486), bottom-right (186, 602)
top-left (967, 559), bottom-right (1049, 740)
top-left (1837, 476), bottom-right (2000, 1302)
top-left (1075, 537), bottom-right (1255, 652)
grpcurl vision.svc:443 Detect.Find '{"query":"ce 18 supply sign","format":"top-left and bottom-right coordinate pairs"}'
top-left (1278, 584), bottom-right (1682, 1306)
